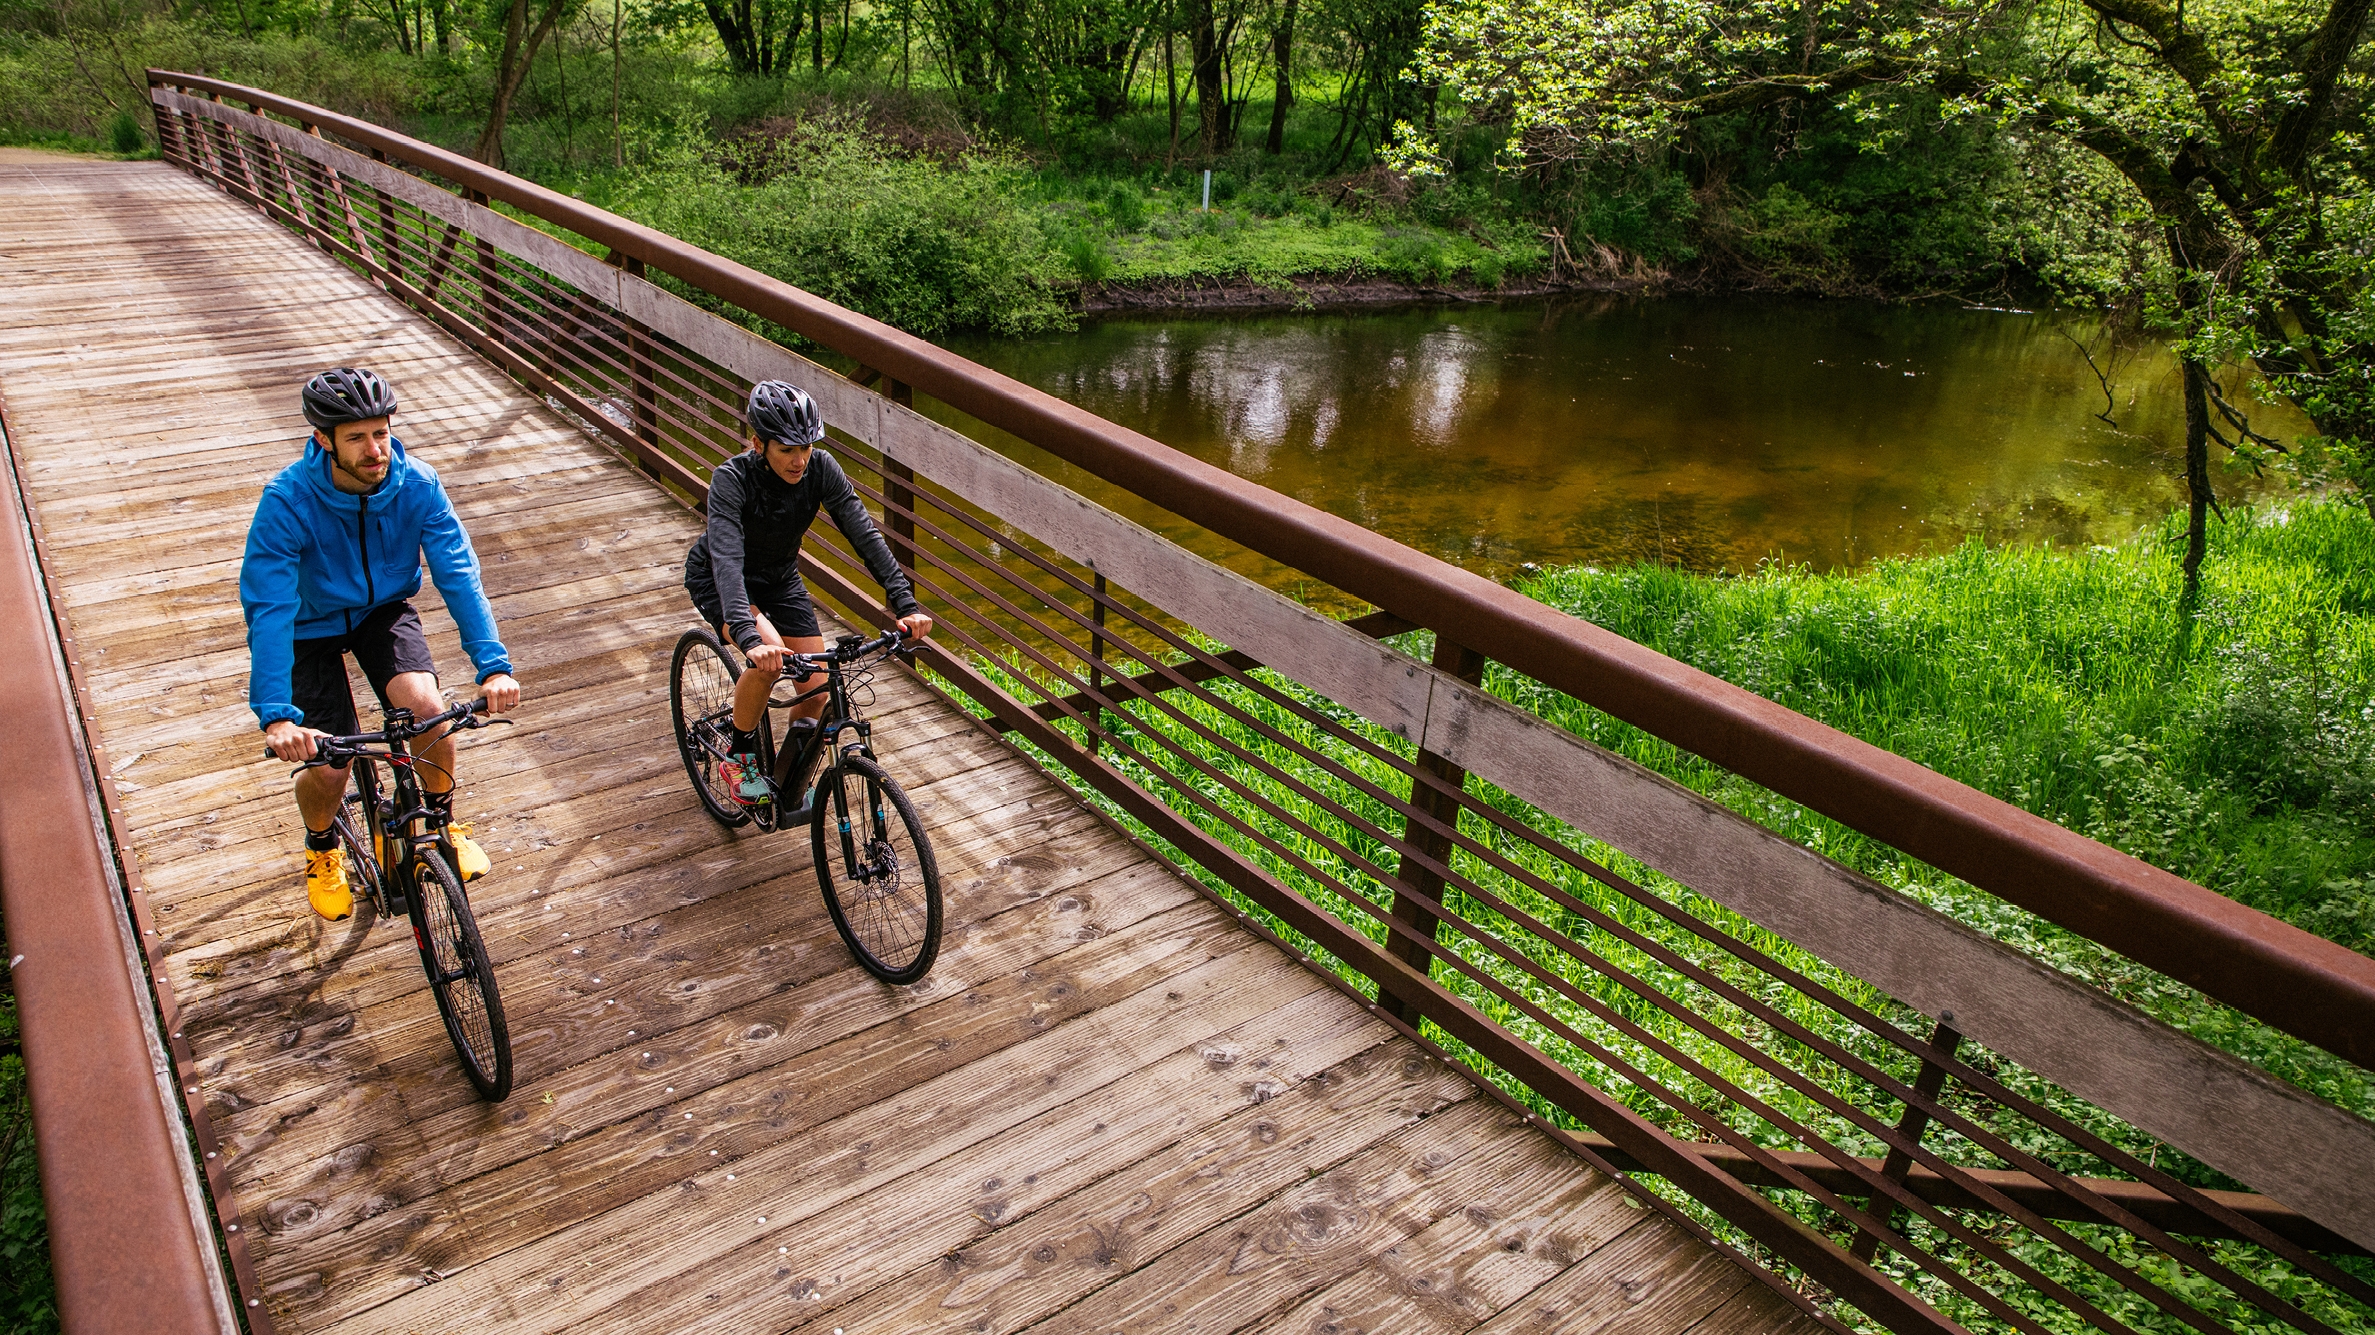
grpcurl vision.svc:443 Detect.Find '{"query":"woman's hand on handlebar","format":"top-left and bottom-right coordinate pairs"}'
top-left (897, 612), bottom-right (934, 643)
top-left (263, 719), bottom-right (331, 763)
top-left (746, 643), bottom-right (789, 676)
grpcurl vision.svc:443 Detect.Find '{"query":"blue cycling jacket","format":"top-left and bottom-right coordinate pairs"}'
top-left (240, 436), bottom-right (512, 729)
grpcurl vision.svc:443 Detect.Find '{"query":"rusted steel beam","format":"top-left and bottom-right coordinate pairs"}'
top-left (1856, 1020), bottom-right (1963, 1262)
top-left (0, 398), bottom-right (235, 1331)
top-left (1381, 634), bottom-right (1484, 1027)
top-left (139, 67), bottom-right (2375, 1070)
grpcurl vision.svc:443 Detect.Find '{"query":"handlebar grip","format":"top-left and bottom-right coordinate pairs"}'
top-left (469, 697), bottom-right (490, 714)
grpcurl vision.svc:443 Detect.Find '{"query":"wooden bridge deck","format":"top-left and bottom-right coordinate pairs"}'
top-left (0, 153), bottom-right (1811, 1335)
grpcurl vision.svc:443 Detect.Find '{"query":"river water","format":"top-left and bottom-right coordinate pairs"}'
top-left (938, 296), bottom-right (2304, 588)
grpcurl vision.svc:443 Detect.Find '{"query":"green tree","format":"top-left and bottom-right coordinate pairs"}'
top-left (1412, 0), bottom-right (2375, 593)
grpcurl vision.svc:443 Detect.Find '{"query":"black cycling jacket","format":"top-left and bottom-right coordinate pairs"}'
top-left (687, 449), bottom-right (920, 652)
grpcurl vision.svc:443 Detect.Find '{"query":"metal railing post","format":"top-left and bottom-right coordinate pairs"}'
top-left (1088, 572), bottom-right (1109, 757)
top-left (468, 188), bottom-right (502, 345)
top-left (880, 377), bottom-right (917, 571)
top-left (1853, 1017), bottom-right (1966, 1262)
top-left (1380, 633), bottom-right (1485, 1025)
top-left (618, 254), bottom-right (661, 474)
top-left (370, 149), bottom-right (403, 285)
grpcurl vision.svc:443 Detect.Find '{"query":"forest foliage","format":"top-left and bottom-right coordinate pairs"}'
top-left (0, 0), bottom-right (2254, 323)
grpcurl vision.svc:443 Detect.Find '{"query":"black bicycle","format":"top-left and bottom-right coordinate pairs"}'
top-left (669, 627), bottom-right (943, 985)
top-left (272, 698), bottom-right (515, 1101)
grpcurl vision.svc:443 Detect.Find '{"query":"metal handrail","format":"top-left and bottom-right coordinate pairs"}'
top-left (140, 72), bottom-right (2375, 1335)
top-left (137, 68), bottom-right (2375, 1073)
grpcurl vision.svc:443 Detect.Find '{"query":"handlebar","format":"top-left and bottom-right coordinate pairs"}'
top-left (262, 696), bottom-right (508, 764)
top-left (772, 628), bottom-right (911, 681)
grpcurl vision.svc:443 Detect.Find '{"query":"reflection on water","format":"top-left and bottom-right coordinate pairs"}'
top-left (941, 296), bottom-right (2304, 582)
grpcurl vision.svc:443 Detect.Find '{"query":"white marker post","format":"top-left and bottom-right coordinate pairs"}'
top-left (1202, 169), bottom-right (1212, 212)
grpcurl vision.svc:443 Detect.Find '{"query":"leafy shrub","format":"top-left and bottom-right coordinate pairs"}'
top-left (1062, 231), bottom-right (1112, 282)
top-left (106, 110), bottom-right (141, 154)
top-left (617, 114), bottom-right (1069, 338)
top-left (0, 990), bottom-right (55, 1334)
top-left (1471, 250), bottom-right (1505, 288)
top-left (1378, 228), bottom-right (1447, 283)
top-left (1101, 181), bottom-right (1147, 232)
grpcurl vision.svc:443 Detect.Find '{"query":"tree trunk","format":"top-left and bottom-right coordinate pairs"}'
top-left (1265, 0), bottom-right (1293, 154)
top-left (1164, 3), bottom-right (1180, 168)
top-left (1191, 0), bottom-right (1224, 158)
top-left (475, 0), bottom-right (570, 168)
top-left (2181, 354), bottom-right (2214, 599)
top-left (812, 0), bottom-right (825, 71)
top-left (611, 0), bottom-right (623, 167)
top-left (430, 0), bottom-right (450, 51)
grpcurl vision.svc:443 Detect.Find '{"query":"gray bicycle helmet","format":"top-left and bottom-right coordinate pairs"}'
top-left (302, 367), bottom-right (399, 431)
top-left (746, 379), bottom-right (825, 448)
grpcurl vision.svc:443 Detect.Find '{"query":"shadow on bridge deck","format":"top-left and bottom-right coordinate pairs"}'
top-left (0, 153), bottom-right (1809, 1335)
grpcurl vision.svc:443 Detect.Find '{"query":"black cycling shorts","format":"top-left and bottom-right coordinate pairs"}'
top-left (291, 600), bottom-right (438, 737)
top-left (687, 569), bottom-right (822, 644)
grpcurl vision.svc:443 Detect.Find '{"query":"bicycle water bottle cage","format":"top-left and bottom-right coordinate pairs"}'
top-left (787, 717), bottom-right (822, 740)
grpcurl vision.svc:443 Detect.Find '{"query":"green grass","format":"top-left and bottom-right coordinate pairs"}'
top-left (0, 974), bottom-right (57, 1334)
top-left (1517, 499), bottom-right (2375, 970)
top-left (941, 497), bottom-right (2375, 1332)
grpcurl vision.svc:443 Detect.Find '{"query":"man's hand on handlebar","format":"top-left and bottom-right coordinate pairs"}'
top-left (480, 672), bottom-right (521, 714)
top-left (897, 612), bottom-right (934, 643)
top-left (263, 719), bottom-right (332, 764)
top-left (746, 643), bottom-right (789, 676)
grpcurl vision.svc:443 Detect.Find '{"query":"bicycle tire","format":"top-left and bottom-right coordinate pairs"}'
top-left (409, 849), bottom-right (513, 1100)
top-left (330, 800), bottom-right (384, 919)
top-left (811, 754), bottom-right (942, 984)
top-left (671, 627), bottom-right (751, 829)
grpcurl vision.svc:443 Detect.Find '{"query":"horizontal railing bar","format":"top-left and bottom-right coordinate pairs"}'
top-left (1019, 608), bottom-right (1417, 724)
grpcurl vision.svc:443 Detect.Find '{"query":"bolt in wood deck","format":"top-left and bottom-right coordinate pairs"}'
top-left (0, 152), bottom-right (1815, 1335)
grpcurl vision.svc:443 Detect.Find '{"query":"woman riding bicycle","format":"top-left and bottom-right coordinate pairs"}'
top-left (686, 379), bottom-right (933, 806)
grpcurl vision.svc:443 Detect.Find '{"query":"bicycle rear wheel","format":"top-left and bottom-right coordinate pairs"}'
top-left (409, 849), bottom-right (513, 1100)
top-left (812, 754), bottom-right (942, 984)
top-left (671, 627), bottom-right (751, 828)
top-left (335, 760), bottom-right (389, 918)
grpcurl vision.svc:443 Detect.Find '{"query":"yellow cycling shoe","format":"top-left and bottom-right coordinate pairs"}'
top-left (306, 845), bottom-right (353, 922)
top-left (447, 821), bottom-right (492, 882)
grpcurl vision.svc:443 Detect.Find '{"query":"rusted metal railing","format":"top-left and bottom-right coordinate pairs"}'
top-left (146, 70), bottom-right (2375, 1335)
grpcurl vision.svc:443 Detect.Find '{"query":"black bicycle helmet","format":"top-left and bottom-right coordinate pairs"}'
top-left (301, 367), bottom-right (399, 431)
top-left (746, 379), bottom-right (825, 448)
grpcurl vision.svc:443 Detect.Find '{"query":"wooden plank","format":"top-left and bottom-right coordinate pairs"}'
top-left (236, 879), bottom-right (1227, 1304)
top-left (785, 1040), bottom-right (1484, 1335)
top-left (1001, 1097), bottom-right (1547, 1335)
top-left (297, 945), bottom-right (1331, 1331)
top-left (1462, 1217), bottom-right (1753, 1335)
top-left (608, 1035), bottom-right (1477, 1335)
top-left (1262, 1158), bottom-right (1642, 1334)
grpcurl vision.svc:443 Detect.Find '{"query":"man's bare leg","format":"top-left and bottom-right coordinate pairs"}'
top-left (294, 761), bottom-right (350, 833)
top-left (383, 671), bottom-right (456, 796)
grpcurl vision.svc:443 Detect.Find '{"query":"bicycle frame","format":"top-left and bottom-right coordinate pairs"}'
top-left (732, 637), bottom-right (889, 834)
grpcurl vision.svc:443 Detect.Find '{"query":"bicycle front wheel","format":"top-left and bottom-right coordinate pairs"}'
top-left (410, 850), bottom-right (514, 1100)
top-left (812, 754), bottom-right (942, 985)
top-left (671, 627), bottom-right (751, 829)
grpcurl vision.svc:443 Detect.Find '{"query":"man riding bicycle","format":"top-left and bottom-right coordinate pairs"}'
top-left (243, 368), bottom-right (522, 922)
top-left (687, 379), bottom-right (932, 806)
